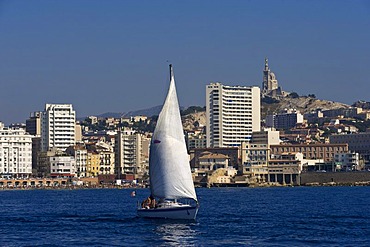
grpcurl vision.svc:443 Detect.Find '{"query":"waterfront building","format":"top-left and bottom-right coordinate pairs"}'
top-left (66, 145), bottom-right (87, 177)
top-left (49, 155), bottom-right (76, 178)
top-left (190, 147), bottom-right (239, 171)
top-left (31, 137), bottom-right (41, 173)
top-left (41, 104), bottom-right (76, 151)
top-left (86, 151), bottom-right (100, 177)
top-left (213, 167), bottom-right (238, 184)
top-left (0, 122), bottom-right (32, 178)
top-left (266, 109), bottom-right (304, 130)
top-left (86, 141), bottom-right (115, 175)
top-left (240, 142), bottom-right (269, 168)
top-left (267, 153), bottom-right (303, 185)
top-left (114, 129), bottom-right (150, 178)
top-left (206, 82), bottom-right (260, 147)
top-left (36, 149), bottom-right (57, 177)
top-left (270, 143), bottom-right (348, 162)
top-left (300, 158), bottom-right (326, 172)
top-left (198, 152), bottom-right (229, 171)
top-left (240, 129), bottom-right (280, 181)
top-left (334, 152), bottom-right (361, 171)
top-left (240, 129), bottom-right (280, 167)
top-left (26, 112), bottom-right (43, 172)
top-left (99, 150), bottom-right (115, 175)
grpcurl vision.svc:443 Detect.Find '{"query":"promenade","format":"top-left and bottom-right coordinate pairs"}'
top-left (0, 178), bottom-right (70, 188)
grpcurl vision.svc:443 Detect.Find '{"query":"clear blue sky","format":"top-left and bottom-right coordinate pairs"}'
top-left (1, 0), bottom-right (369, 124)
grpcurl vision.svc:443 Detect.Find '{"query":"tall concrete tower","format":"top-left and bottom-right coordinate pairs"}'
top-left (206, 82), bottom-right (261, 148)
top-left (41, 104), bottom-right (76, 151)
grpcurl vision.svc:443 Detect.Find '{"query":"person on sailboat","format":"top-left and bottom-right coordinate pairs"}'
top-left (149, 195), bottom-right (156, 208)
top-left (141, 196), bottom-right (151, 209)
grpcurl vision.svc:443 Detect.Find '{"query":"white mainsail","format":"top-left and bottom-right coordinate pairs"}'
top-left (149, 65), bottom-right (197, 202)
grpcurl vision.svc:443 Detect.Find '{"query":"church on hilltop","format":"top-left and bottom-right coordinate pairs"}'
top-left (262, 58), bottom-right (288, 99)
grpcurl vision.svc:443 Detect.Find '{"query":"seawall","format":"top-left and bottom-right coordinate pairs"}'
top-left (300, 172), bottom-right (370, 185)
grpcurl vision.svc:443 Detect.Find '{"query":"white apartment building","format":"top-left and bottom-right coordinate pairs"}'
top-left (66, 145), bottom-right (87, 178)
top-left (115, 129), bottom-right (150, 177)
top-left (41, 104), bottom-right (76, 151)
top-left (206, 82), bottom-right (260, 147)
top-left (0, 122), bottom-right (33, 177)
top-left (334, 152), bottom-right (360, 171)
top-left (49, 155), bottom-right (76, 178)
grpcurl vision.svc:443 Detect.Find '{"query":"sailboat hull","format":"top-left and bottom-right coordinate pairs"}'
top-left (137, 205), bottom-right (198, 220)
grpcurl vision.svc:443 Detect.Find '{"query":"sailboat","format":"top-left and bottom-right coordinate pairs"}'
top-left (137, 65), bottom-right (199, 220)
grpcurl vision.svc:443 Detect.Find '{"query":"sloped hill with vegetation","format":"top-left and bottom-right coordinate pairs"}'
top-left (182, 111), bottom-right (206, 131)
top-left (261, 95), bottom-right (350, 118)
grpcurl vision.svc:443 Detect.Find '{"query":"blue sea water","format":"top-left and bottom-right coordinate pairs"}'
top-left (0, 187), bottom-right (370, 246)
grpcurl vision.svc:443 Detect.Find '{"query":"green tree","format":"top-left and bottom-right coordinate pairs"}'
top-left (289, 92), bottom-right (299, 98)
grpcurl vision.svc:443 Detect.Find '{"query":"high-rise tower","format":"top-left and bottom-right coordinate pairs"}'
top-left (41, 104), bottom-right (76, 151)
top-left (206, 82), bottom-right (261, 147)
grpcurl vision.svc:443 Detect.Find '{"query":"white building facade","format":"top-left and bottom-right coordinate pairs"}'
top-left (66, 146), bottom-right (87, 178)
top-left (206, 82), bottom-right (260, 147)
top-left (334, 152), bottom-right (360, 171)
top-left (0, 122), bottom-right (33, 177)
top-left (41, 104), bottom-right (76, 151)
top-left (49, 155), bottom-right (76, 178)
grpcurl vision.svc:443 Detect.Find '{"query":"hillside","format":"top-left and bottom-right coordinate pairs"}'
top-left (261, 96), bottom-right (349, 118)
top-left (123, 105), bottom-right (163, 117)
top-left (79, 96), bottom-right (351, 127)
top-left (181, 96), bottom-right (350, 130)
top-left (182, 111), bottom-right (206, 131)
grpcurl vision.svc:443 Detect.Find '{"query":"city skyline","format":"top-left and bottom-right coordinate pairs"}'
top-left (1, 0), bottom-right (370, 124)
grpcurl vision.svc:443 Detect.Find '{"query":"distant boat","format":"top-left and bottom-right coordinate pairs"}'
top-left (137, 65), bottom-right (199, 220)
